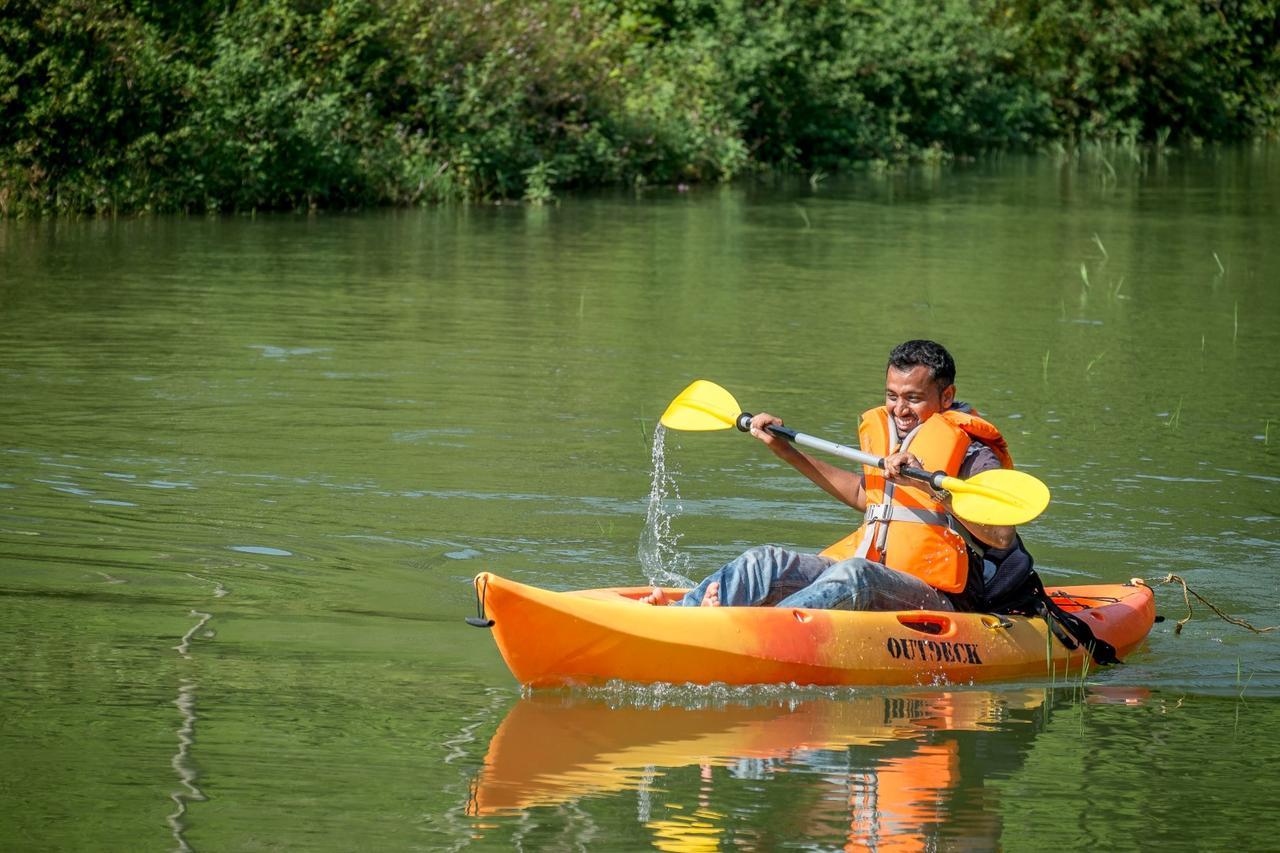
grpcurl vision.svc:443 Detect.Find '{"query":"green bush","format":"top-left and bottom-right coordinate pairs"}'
top-left (0, 0), bottom-right (1276, 216)
top-left (684, 0), bottom-right (1051, 166)
top-left (180, 0), bottom-right (398, 210)
top-left (1012, 0), bottom-right (1280, 143)
top-left (0, 0), bottom-right (190, 214)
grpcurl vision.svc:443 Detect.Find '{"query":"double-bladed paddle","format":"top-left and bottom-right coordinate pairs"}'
top-left (659, 379), bottom-right (1050, 526)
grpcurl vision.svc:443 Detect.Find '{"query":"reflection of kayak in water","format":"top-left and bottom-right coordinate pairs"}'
top-left (465, 686), bottom-right (1152, 850)
top-left (466, 689), bottom-right (1048, 817)
top-left (471, 572), bottom-right (1155, 688)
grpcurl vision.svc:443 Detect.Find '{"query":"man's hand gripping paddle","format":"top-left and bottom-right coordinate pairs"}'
top-left (659, 379), bottom-right (1050, 527)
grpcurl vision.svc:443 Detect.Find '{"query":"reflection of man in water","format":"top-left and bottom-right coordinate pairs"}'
top-left (803, 694), bottom-right (1030, 850)
top-left (706, 692), bottom-right (1045, 851)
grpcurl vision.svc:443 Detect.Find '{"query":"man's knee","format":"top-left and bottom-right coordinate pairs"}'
top-left (820, 557), bottom-right (878, 585)
top-left (737, 544), bottom-right (794, 571)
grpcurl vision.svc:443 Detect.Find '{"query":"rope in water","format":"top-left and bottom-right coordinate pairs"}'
top-left (1143, 574), bottom-right (1279, 636)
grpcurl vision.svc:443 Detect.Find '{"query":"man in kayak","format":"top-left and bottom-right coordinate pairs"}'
top-left (644, 339), bottom-right (1033, 612)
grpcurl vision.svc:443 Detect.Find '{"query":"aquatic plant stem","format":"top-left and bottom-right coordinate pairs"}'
top-left (1147, 574), bottom-right (1279, 635)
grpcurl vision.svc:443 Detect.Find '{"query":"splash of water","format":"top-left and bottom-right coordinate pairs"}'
top-left (637, 425), bottom-right (696, 587)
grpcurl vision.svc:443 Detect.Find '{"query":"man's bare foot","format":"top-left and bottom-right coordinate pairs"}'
top-left (640, 587), bottom-right (668, 606)
top-left (699, 581), bottom-right (721, 607)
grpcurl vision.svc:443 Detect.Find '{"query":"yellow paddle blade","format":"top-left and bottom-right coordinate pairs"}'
top-left (660, 380), bottom-right (742, 431)
top-left (942, 468), bottom-right (1051, 527)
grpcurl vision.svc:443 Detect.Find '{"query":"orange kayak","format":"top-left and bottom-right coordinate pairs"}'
top-left (471, 572), bottom-right (1155, 688)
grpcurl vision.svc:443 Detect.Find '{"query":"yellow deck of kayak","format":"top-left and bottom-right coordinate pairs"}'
top-left (473, 572), bottom-right (1156, 688)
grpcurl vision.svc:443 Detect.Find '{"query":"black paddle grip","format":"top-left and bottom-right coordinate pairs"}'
top-left (736, 411), bottom-right (800, 442)
top-left (903, 466), bottom-right (947, 490)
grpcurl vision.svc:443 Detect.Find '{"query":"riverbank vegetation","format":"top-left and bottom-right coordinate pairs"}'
top-left (2, 0), bottom-right (1277, 215)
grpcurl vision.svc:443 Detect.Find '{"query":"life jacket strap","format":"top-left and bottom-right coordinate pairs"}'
top-left (863, 503), bottom-right (950, 527)
top-left (864, 419), bottom-right (925, 561)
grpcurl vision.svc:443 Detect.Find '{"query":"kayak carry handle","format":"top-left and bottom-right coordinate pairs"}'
top-left (467, 573), bottom-right (495, 628)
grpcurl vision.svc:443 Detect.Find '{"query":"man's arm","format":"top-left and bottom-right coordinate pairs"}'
top-left (747, 413), bottom-right (866, 511)
top-left (939, 495), bottom-right (1016, 549)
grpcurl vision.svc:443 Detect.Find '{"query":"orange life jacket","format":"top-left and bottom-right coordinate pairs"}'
top-left (818, 406), bottom-right (1013, 593)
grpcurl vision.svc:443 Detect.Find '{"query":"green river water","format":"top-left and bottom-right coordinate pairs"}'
top-left (2, 147), bottom-right (1278, 851)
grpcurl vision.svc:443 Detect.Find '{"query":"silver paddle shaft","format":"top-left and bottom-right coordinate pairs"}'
top-left (735, 413), bottom-right (946, 490)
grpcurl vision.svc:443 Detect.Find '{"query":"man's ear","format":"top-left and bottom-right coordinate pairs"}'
top-left (940, 383), bottom-right (956, 409)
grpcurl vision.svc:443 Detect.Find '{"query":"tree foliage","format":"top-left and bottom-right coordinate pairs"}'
top-left (1, 0), bottom-right (1276, 215)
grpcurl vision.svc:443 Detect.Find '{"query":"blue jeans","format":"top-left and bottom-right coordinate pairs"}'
top-left (672, 545), bottom-right (956, 612)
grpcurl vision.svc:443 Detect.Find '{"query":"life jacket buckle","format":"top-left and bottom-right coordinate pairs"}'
top-left (865, 503), bottom-right (892, 523)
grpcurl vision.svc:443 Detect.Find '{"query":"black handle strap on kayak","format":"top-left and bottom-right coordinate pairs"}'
top-left (989, 567), bottom-right (1120, 666)
top-left (466, 574), bottom-right (494, 628)
top-left (1030, 575), bottom-right (1121, 665)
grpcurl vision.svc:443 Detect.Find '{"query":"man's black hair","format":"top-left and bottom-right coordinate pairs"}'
top-left (887, 340), bottom-right (956, 388)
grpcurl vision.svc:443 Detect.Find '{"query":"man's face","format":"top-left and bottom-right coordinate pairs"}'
top-left (884, 365), bottom-right (954, 436)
